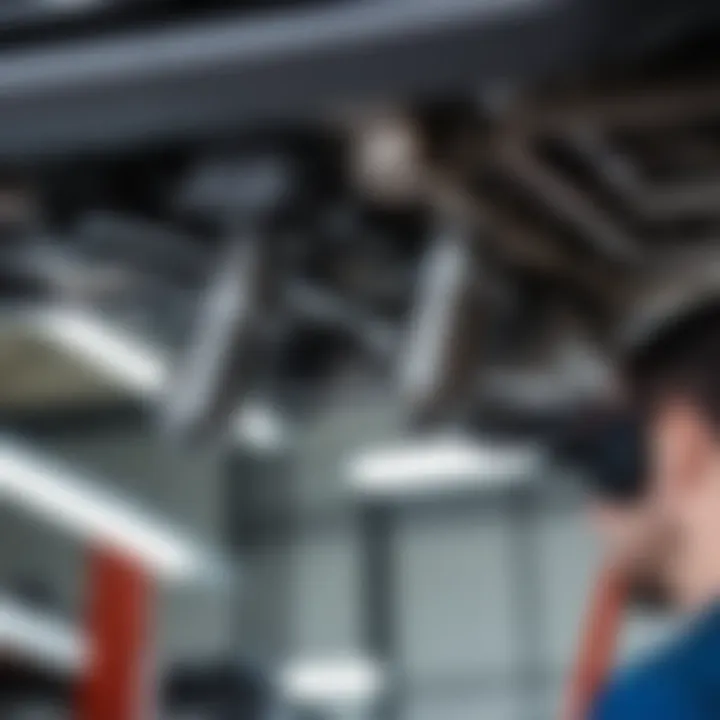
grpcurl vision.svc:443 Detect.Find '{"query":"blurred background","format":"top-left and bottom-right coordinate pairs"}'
top-left (0, 0), bottom-right (719, 718)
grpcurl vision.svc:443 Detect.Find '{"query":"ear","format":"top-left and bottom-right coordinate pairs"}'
top-left (655, 399), bottom-right (714, 497)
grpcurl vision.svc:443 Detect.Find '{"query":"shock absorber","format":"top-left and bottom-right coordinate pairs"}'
top-left (159, 153), bottom-right (302, 444)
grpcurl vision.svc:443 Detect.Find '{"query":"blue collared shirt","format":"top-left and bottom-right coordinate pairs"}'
top-left (592, 604), bottom-right (720, 719)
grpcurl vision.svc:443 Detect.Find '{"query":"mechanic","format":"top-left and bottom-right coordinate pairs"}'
top-left (570, 295), bottom-right (720, 719)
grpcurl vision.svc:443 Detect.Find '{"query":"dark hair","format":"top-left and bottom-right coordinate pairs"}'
top-left (557, 411), bottom-right (646, 502)
top-left (626, 300), bottom-right (720, 429)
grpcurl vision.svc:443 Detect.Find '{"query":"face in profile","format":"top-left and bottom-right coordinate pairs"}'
top-left (590, 396), bottom-right (720, 613)
top-left (644, 396), bottom-right (720, 610)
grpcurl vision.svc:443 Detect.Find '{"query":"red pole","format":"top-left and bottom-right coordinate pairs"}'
top-left (561, 566), bottom-right (626, 720)
top-left (76, 547), bottom-right (155, 720)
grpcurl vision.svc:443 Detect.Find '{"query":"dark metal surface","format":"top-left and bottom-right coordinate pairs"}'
top-left (0, 0), bottom-right (636, 158)
top-left (0, 400), bottom-right (147, 440)
top-left (160, 231), bottom-right (276, 442)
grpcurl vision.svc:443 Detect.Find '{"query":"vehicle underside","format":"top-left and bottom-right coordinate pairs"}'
top-left (2, 0), bottom-right (720, 446)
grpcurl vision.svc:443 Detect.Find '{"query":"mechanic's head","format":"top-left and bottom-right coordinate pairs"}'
top-left (589, 302), bottom-right (720, 611)
top-left (571, 302), bottom-right (720, 611)
top-left (622, 302), bottom-right (720, 612)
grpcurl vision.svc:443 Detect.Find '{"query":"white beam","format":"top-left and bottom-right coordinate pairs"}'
top-left (0, 595), bottom-right (86, 674)
top-left (0, 437), bottom-right (222, 582)
top-left (348, 435), bottom-right (543, 497)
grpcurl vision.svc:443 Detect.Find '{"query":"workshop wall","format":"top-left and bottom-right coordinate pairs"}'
top-left (230, 400), bottom-right (676, 720)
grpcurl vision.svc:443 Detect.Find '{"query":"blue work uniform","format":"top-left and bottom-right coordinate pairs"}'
top-left (592, 603), bottom-right (720, 719)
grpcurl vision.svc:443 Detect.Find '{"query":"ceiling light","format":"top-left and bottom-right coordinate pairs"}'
top-left (348, 435), bottom-right (543, 496)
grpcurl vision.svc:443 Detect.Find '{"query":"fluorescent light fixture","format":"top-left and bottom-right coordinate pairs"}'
top-left (0, 438), bottom-right (212, 581)
top-left (279, 657), bottom-right (384, 705)
top-left (348, 435), bottom-right (542, 496)
top-left (0, 595), bottom-right (86, 674)
top-left (31, 306), bottom-right (285, 451)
